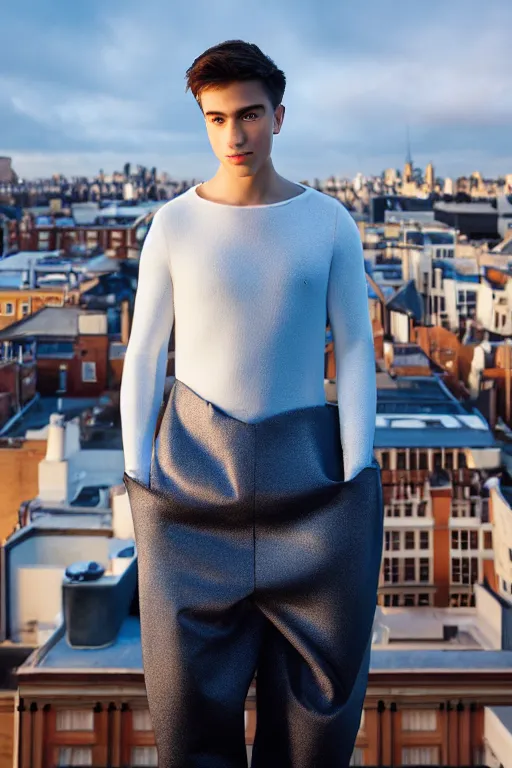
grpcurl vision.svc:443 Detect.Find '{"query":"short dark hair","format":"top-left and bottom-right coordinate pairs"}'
top-left (185, 40), bottom-right (286, 112)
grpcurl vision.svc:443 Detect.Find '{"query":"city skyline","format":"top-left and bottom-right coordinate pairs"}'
top-left (0, 0), bottom-right (510, 180)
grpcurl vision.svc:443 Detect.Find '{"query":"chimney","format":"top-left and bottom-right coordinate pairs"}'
top-left (121, 300), bottom-right (130, 346)
top-left (46, 413), bottom-right (65, 461)
top-left (38, 413), bottom-right (68, 503)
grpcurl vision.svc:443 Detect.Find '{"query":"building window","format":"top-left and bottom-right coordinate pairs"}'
top-left (58, 747), bottom-right (92, 765)
top-left (402, 709), bottom-right (437, 731)
top-left (383, 558), bottom-right (400, 584)
top-left (402, 746), bottom-right (439, 765)
top-left (37, 341), bottom-right (74, 359)
top-left (452, 530), bottom-right (479, 550)
top-left (131, 747), bottom-right (158, 766)
top-left (404, 558), bottom-right (415, 581)
top-left (132, 709), bottom-right (153, 731)
top-left (417, 501), bottom-right (427, 517)
top-left (56, 709), bottom-right (94, 730)
top-left (419, 558), bottom-right (430, 582)
top-left (383, 593), bottom-right (403, 607)
top-left (450, 591), bottom-right (476, 607)
top-left (82, 361), bottom-right (97, 383)
top-left (452, 557), bottom-right (479, 585)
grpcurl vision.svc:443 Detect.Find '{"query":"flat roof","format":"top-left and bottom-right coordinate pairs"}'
top-left (17, 616), bottom-right (512, 677)
top-left (326, 375), bottom-right (496, 449)
top-left (2, 395), bottom-right (99, 438)
top-left (0, 251), bottom-right (61, 270)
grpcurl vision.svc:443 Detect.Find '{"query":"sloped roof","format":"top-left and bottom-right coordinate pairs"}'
top-left (385, 280), bottom-right (424, 323)
top-left (0, 306), bottom-right (81, 340)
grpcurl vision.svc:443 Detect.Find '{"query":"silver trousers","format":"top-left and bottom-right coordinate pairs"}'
top-left (123, 377), bottom-right (383, 767)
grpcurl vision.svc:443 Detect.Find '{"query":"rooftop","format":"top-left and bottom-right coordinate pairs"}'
top-left (326, 372), bottom-right (496, 450)
top-left (16, 615), bottom-right (512, 679)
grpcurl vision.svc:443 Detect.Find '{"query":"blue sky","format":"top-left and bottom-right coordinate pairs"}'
top-left (0, 0), bottom-right (510, 181)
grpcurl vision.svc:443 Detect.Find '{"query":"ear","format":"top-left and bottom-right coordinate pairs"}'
top-left (273, 104), bottom-right (285, 134)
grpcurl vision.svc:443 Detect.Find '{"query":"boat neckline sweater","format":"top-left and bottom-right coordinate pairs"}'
top-left (120, 181), bottom-right (376, 485)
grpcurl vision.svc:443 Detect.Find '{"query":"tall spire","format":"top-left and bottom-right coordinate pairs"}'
top-left (406, 123), bottom-right (413, 166)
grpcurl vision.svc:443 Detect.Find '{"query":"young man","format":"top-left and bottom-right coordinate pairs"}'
top-left (120, 39), bottom-right (383, 768)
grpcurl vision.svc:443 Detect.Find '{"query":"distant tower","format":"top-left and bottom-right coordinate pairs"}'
top-left (425, 162), bottom-right (435, 191)
top-left (0, 156), bottom-right (16, 183)
top-left (403, 125), bottom-right (413, 183)
top-left (444, 178), bottom-right (454, 195)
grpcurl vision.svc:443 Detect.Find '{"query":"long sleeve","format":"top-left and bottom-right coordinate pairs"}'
top-left (120, 207), bottom-right (174, 484)
top-left (326, 204), bottom-right (376, 482)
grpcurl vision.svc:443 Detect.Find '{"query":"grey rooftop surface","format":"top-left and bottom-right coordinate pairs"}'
top-left (326, 373), bottom-right (496, 450)
top-left (3, 395), bottom-right (99, 437)
top-left (19, 616), bottom-right (512, 675)
top-left (0, 306), bottom-right (83, 340)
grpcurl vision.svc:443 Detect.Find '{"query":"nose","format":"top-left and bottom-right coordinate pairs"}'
top-left (228, 132), bottom-right (246, 151)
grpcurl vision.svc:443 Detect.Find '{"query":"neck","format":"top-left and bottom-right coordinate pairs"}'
top-left (206, 159), bottom-right (289, 205)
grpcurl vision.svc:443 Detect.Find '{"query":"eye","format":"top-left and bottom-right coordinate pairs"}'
top-left (211, 112), bottom-right (259, 125)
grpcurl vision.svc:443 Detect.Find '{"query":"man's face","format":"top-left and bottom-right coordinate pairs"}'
top-left (199, 80), bottom-right (284, 175)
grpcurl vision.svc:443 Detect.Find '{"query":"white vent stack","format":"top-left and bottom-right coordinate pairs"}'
top-left (39, 413), bottom-right (69, 503)
top-left (45, 413), bottom-right (66, 461)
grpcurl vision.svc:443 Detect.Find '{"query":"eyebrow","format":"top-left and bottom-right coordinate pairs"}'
top-left (204, 103), bottom-right (266, 117)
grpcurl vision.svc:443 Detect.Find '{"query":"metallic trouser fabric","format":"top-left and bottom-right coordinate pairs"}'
top-left (123, 378), bottom-right (384, 768)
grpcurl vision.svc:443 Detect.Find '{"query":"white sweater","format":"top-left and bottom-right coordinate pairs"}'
top-left (120, 182), bottom-right (376, 485)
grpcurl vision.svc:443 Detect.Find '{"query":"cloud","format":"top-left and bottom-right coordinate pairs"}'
top-left (0, 0), bottom-right (510, 179)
